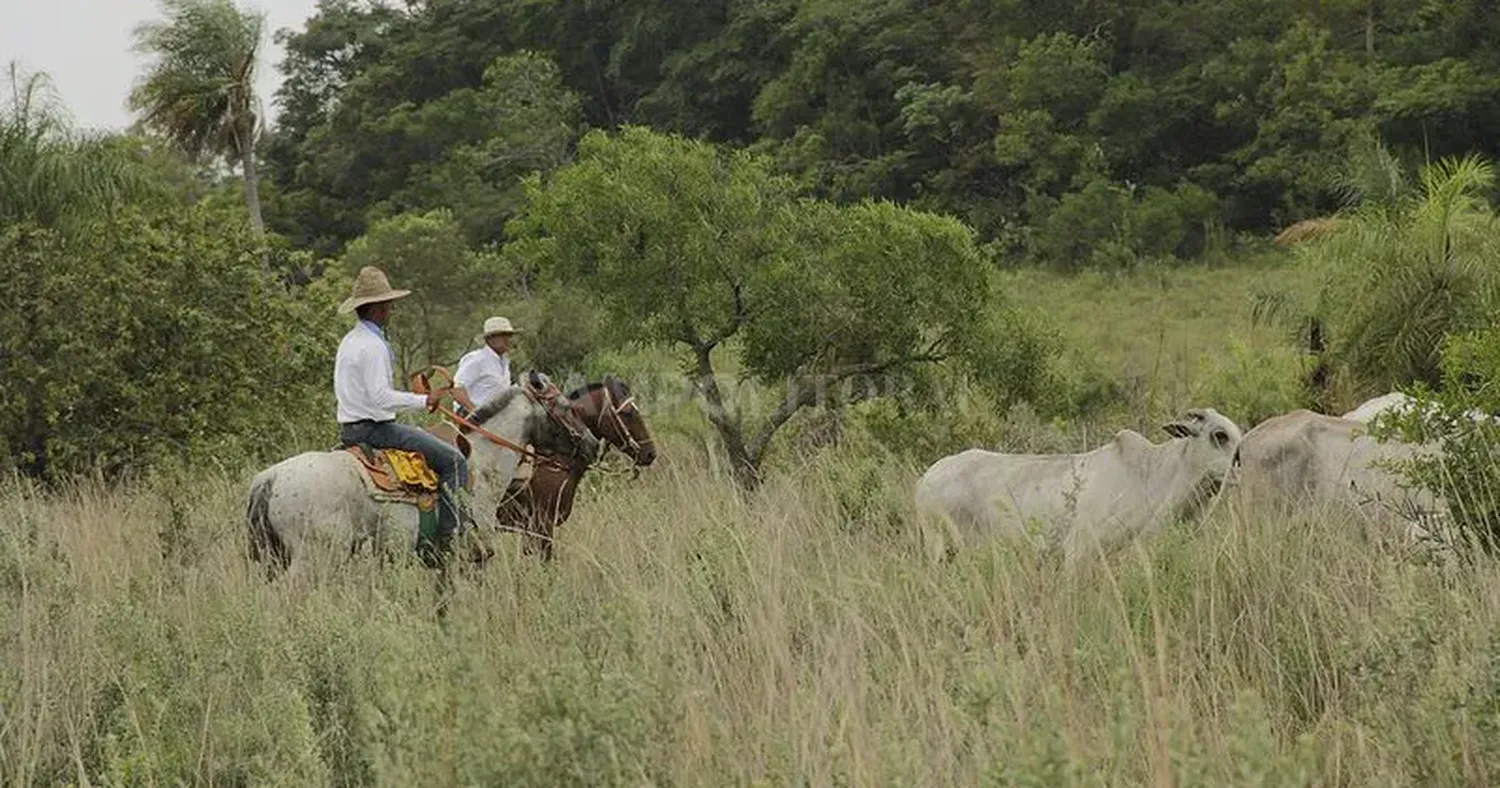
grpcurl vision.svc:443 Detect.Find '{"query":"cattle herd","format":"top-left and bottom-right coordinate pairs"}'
top-left (914, 392), bottom-right (1472, 563)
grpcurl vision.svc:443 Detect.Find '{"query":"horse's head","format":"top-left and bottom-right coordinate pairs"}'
top-left (569, 374), bottom-right (657, 467)
top-left (521, 371), bottom-right (602, 466)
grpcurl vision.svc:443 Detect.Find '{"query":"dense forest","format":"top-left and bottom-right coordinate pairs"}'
top-left (263, 0), bottom-right (1500, 265)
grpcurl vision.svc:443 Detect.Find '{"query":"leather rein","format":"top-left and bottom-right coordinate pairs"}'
top-left (410, 366), bottom-right (574, 472)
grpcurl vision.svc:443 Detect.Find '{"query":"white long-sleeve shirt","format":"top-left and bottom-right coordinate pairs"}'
top-left (334, 320), bottom-right (428, 423)
top-left (455, 345), bottom-right (512, 410)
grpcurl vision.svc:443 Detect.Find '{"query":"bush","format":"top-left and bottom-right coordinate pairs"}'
top-left (0, 206), bottom-right (344, 481)
top-left (1377, 323), bottom-right (1500, 553)
top-left (1032, 177), bottom-right (1223, 269)
top-left (1189, 336), bottom-right (1312, 429)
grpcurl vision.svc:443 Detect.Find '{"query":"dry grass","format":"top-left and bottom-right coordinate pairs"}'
top-left (2, 436), bottom-right (1499, 786)
top-left (1273, 218), bottom-right (1344, 247)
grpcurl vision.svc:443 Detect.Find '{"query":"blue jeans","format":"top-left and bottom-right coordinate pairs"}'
top-left (341, 420), bottom-right (472, 540)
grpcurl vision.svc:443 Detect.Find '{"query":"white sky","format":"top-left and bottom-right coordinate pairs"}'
top-left (0, 0), bottom-right (321, 132)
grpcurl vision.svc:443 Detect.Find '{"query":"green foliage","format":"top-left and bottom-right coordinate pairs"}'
top-left (1298, 154), bottom-right (1500, 393)
top-left (0, 65), bottom-right (166, 233)
top-left (262, 0), bottom-right (1500, 256)
top-left (0, 206), bottom-right (341, 481)
top-left (340, 209), bottom-right (504, 374)
top-left (508, 127), bottom-right (800, 353)
top-left (1031, 177), bottom-right (1222, 269)
top-left (366, 53), bottom-right (583, 248)
top-left (272, 44), bottom-right (583, 253)
top-left (1189, 336), bottom-right (1312, 429)
top-left (521, 287), bottom-right (609, 378)
top-left (1377, 324), bottom-right (1500, 553)
top-left (508, 127), bottom-right (1054, 484)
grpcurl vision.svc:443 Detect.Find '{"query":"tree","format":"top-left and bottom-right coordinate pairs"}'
top-left (1258, 148), bottom-right (1500, 406)
top-left (130, 0), bottom-right (269, 259)
top-left (0, 203), bottom-right (343, 481)
top-left (508, 127), bottom-right (1053, 489)
top-left (0, 64), bottom-right (159, 233)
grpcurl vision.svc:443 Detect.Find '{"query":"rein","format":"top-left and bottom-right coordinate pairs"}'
top-left (411, 366), bottom-right (572, 472)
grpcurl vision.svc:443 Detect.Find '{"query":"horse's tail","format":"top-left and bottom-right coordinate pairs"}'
top-left (246, 472), bottom-right (289, 576)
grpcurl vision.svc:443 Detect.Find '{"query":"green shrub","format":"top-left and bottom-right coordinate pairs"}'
top-left (1189, 335), bottom-right (1312, 428)
top-left (1377, 323), bottom-right (1500, 553)
top-left (0, 206), bottom-right (343, 481)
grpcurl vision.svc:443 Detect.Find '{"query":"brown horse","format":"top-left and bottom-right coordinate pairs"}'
top-left (497, 374), bottom-right (657, 560)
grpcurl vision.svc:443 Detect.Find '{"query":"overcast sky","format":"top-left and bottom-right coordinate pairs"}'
top-left (1, 0), bottom-right (321, 132)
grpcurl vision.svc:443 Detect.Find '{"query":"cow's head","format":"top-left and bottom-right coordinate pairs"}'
top-left (1162, 407), bottom-right (1244, 482)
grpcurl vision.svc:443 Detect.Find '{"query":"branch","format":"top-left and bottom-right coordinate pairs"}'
top-left (702, 279), bottom-right (748, 348)
top-left (743, 339), bottom-right (952, 464)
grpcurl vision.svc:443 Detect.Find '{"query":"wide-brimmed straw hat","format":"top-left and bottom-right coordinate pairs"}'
top-left (474, 316), bottom-right (522, 344)
top-left (338, 266), bottom-right (412, 314)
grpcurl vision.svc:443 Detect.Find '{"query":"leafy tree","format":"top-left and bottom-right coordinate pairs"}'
top-left (508, 127), bottom-right (1053, 489)
top-left (339, 209), bottom-right (505, 375)
top-left (131, 0), bottom-right (269, 255)
top-left (1373, 325), bottom-right (1500, 557)
top-left (367, 53), bottom-right (583, 247)
top-left (1259, 150), bottom-right (1500, 406)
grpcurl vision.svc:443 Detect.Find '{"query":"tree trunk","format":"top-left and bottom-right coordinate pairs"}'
top-left (692, 346), bottom-right (761, 491)
top-left (239, 140), bottom-right (269, 275)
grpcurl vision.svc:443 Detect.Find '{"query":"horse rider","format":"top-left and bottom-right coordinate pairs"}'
top-left (454, 316), bottom-right (521, 416)
top-left (335, 266), bottom-right (476, 562)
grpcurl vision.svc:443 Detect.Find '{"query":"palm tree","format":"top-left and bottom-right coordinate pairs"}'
top-left (130, 0), bottom-right (267, 253)
top-left (1258, 144), bottom-right (1500, 405)
top-left (0, 63), bottom-right (150, 232)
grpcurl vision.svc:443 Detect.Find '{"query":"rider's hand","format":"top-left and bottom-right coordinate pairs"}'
top-left (426, 387), bottom-right (448, 411)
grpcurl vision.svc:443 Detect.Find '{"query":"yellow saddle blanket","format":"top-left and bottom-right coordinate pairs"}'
top-left (345, 446), bottom-right (440, 510)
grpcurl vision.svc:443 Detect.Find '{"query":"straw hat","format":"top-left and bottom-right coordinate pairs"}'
top-left (475, 316), bottom-right (522, 344)
top-left (338, 266), bottom-right (412, 314)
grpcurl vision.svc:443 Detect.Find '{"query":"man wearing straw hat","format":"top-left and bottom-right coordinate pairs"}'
top-left (454, 316), bottom-right (521, 415)
top-left (334, 266), bottom-right (473, 559)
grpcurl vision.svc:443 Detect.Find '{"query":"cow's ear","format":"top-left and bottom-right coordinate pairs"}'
top-left (1163, 421), bottom-right (1196, 439)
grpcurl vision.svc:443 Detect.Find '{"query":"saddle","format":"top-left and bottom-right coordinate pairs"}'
top-left (342, 424), bottom-right (473, 510)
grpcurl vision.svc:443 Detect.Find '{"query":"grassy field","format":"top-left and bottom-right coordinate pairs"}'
top-left (6, 260), bottom-right (1493, 786)
top-left (2, 436), bottom-right (1497, 786)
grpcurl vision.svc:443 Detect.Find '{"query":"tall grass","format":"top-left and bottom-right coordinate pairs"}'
top-left (2, 435), bottom-right (1498, 786)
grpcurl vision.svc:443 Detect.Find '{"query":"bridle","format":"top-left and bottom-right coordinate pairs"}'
top-left (596, 382), bottom-right (654, 466)
top-left (524, 377), bottom-right (598, 469)
top-left (410, 366), bottom-right (582, 472)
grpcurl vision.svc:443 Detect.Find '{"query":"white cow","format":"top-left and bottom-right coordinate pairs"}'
top-left (1231, 409), bottom-right (1454, 552)
top-left (1342, 390), bottom-right (1489, 425)
top-left (1342, 392), bottom-right (1416, 423)
top-left (914, 408), bottom-right (1243, 563)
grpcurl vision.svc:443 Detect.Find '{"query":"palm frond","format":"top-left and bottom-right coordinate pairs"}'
top-left (130, 0), bottom-right (264, 161)
top-left (0, 62), bottom-right (159, 230)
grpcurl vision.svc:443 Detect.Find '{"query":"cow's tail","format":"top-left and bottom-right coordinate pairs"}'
top-left (246, 473), bottom-right (289, 577)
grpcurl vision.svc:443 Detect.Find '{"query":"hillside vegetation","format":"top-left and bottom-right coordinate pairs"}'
top-left (7, 0), bottom-right (1500, 783)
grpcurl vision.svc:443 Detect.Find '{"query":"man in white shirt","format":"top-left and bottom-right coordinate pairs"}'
top-left (334, 266), bottom-right (473, 563)
top-left (454, 316), bottom-right (521, 414)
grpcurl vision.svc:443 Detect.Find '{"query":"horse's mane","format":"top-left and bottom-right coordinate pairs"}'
top-left (465, 386), bottom-right (527, 431)
top-left (567, 377), bottom-right (629, 401)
